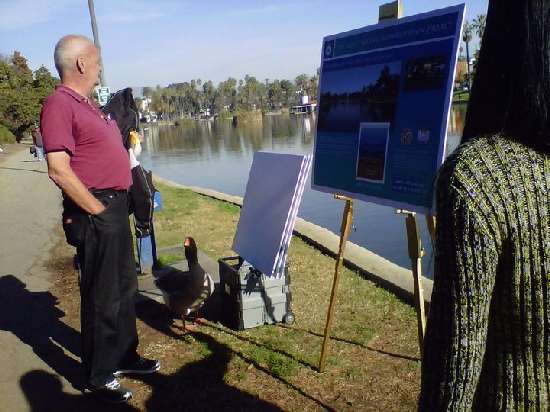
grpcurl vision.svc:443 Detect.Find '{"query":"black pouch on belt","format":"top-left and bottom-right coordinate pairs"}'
top-left (62, 198), bottom-right (89, 248)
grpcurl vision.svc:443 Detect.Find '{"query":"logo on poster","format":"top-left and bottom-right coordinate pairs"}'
top-left (401, 128), bottom-right (413, 145)
top-left (418, 129), bottom-right (431, 143)
top-left (324, 40), bottom-right (335, 59)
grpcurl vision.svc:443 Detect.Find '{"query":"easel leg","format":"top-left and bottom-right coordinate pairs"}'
top-left (402, 213), bottom-right (427, 358)
top-left (410, 255), bottom-right (426, 357)
top-left (426, 214), bottom-right (436, 243)
top-left (319, 197), bottom-right (353, 372)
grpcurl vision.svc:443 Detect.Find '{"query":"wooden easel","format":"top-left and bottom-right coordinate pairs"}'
top-left (396, 210), bottom-right (426, 355)
top-left (318, 195), bottom-right (354, 372)
top-left (318, 0), bottom-right (438, 371)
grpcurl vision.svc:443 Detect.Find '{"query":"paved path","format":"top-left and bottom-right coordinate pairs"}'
top-left (0, 147), bottom-right (223, 411)
top-left (0, 146), bottom-right (82, 411)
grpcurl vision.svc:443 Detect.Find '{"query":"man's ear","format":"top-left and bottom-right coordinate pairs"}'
top-left (76, 57), bottom-right (85, 74)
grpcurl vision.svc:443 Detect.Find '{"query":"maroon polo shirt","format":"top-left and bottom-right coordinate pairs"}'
top-left (41, 85), bottom-right (132, 190)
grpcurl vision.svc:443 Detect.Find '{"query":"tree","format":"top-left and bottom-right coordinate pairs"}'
top-left (142, 71), bottom-right (320, 118)
top-left (462, 21), bottom-right (473, 90)
top-left (33, 66), bottom-right (58, 104)
top-left (215, 77), bottom-right (237, 113)
top-left (307, 72), bottom-right (319, 101)
top-left (142, 86), bottom-right (153, 98)
top-left (267, 79), bottom-right (284, 109)
top-left (294, 74), bottom-right (309, 102)
top-left (280, 79), bottom-right (296, 107)
top-left (202, 80), bottom-right (216, 112)
top-left (11, 51), bottom-right (33, 80)
top-left (472, 14), bottom-right (486, 41)
top-left (0, 51), bottom-right (58, 140)
top-left (237, 75), bottom-right (262, 111)
top-left (463, 0), bottom-right (550, 149)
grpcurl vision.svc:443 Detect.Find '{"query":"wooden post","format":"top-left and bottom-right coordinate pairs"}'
top-left (379, 0), bottom-right (403, 22)
top-left (397, 210), bottom-right (427, 357)
top-left (318, 195), bottom-right (354, 372)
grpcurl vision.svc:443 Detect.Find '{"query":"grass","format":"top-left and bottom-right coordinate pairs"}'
top-left (156, 253), bottom-right (182, 267)
top-left (148, 182), bottom-right (421, 409)
top-left (50, 181), bottom-right (422, 411)
top-left (453, 89), bottom-right (470, 103)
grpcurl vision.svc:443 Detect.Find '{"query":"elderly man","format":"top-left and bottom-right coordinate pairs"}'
top-left (40, 35), bottom-right (159, 403)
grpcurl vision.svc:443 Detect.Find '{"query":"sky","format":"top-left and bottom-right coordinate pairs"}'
top-left (0, 0), bottom-right (488, 91)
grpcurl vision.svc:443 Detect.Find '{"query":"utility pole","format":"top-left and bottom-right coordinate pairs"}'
top-left (87, 0), bottom-right (106, 86)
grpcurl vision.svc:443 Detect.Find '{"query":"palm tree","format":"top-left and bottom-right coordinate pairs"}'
top-left (472, 14), bottom-right (486, 41)
top-left (462, 21), bottom-right (473, 90)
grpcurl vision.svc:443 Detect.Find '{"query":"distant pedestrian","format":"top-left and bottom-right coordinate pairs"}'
top-left (419, 0), bottom-right (549, 410)
top-left (31, 125), bottom-right (44, 161)
top-left (40, 34), bottom-right (160, 404)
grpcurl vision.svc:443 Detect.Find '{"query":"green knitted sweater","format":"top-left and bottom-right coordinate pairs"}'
top-left (419, 135), bottom-right (549, 411)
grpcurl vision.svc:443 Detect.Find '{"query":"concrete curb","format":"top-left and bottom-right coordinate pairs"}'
top-left (153, 175), bottom-right (433, 305)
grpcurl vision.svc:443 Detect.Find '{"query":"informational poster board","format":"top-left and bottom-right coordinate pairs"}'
top-left (312, 5), bottom-right (465, 213)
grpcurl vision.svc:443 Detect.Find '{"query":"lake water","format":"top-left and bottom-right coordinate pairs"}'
top-left (139, 104), bottom-right (468, 277)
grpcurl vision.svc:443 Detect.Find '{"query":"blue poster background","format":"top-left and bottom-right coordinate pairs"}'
top-left (312, 5), bottom-right (465, 213)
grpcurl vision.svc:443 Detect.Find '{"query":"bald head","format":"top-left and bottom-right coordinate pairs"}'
top-left (53, 34), bottom-right (102, 96)
top-left (54, 35), bottom-right (95, 78)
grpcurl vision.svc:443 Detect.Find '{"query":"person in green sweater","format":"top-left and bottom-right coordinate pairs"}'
top-left (419, 0), bottom-right (549, 410)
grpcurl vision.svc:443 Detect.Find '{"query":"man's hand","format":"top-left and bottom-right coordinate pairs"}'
top-left (46, 151), bottom-right (106, 215)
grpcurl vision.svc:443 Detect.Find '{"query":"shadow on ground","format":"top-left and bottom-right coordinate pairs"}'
top-left (135, 331), bottom-right (284, 411)
top-left (136, 297), bottom-right (335, 411)
top-left (0, 275), bottom-right (130, 409)
top-left (277, 324), bottom-right (421, 362)
top-left (20, 370), bottom-right (138, 412)
top-left (0, 275), bottom-right (83, 389)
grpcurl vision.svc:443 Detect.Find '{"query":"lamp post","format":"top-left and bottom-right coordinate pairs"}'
top-left (87, 0), bottom-right (106, 87)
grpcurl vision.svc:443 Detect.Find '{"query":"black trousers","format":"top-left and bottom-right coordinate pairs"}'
top-left (63, 190), bottom-right (139, 387)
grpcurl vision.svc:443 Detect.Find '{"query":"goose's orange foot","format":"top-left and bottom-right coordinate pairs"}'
top-left (181, 315), bottom-right (200, 332)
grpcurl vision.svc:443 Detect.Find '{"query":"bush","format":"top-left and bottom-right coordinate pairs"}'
top-left (0, 123), bottom-right (16, 144)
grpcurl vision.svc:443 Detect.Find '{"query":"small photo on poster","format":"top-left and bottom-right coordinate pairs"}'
top-left (318, 61), bottom-right (401, 133)
top-left (403, 55), bottom-right (447, 91)
top-left (356, 122), bottom-right (390, 183)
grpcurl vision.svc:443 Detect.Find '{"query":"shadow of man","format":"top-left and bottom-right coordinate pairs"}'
top-left (135, 297), bottom-right (335, 411)
top-left (20, 370), bottom-right (139, 412)
top-left (0, 275), bottom-right (83, 389)
top-left (136, 332), bottom-right (283, 411)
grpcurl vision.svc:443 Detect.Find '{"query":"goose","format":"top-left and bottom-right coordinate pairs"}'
top-left (155, 237), bottom-right (215, 330)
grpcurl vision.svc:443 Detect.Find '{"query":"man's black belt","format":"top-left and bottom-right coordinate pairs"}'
top-left (90, 188), bottom-right (127, 199)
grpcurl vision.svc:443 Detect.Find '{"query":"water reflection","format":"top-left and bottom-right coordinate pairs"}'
top-left (143, 115), bottom-right (313, 157)
top-left (140, 106), bottom-right (466, 276)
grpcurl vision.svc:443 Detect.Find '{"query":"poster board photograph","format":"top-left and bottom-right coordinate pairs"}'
top-left (356, 123), bottom-right (390, 183)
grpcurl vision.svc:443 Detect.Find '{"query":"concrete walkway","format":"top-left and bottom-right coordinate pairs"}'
top-left (0, 146), bottom-right (82, 410)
